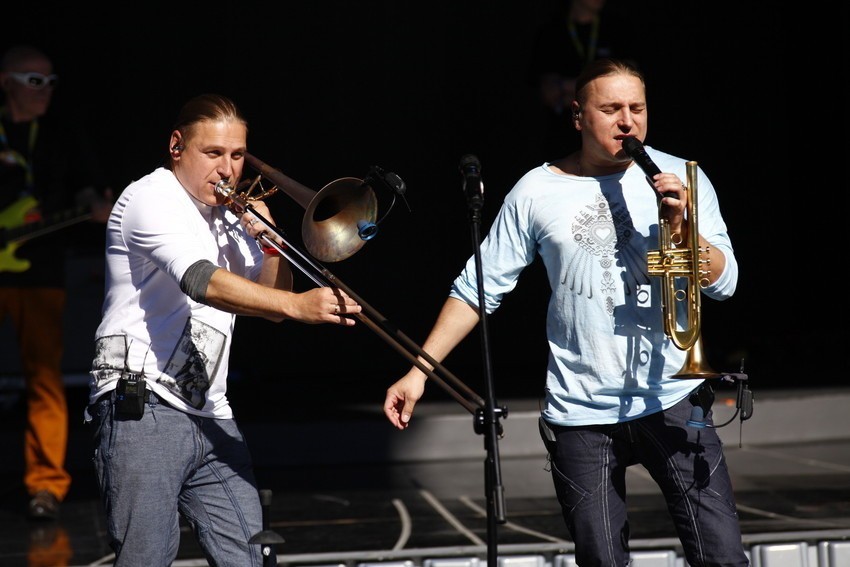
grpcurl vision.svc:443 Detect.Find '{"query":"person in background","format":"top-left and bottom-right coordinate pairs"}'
top-left (384, 59), bottom-right (749, 566)
top-left (85, 93), bottom-right (361, 566)
top-left (527, 0), bottom-right (634, 160)
top-left (0, 44), bottom-right (112, 522)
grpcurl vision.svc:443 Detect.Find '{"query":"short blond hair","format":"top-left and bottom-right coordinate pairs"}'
top-left (574, 58), bottom-right (645, 107)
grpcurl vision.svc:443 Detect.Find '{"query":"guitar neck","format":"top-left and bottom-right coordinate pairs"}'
top-left (0, 204), bottom-right (92, 246)
top-left (0, 197), bottom-right (100, 273)
top-left (15, 212), bottom-right (93, 243)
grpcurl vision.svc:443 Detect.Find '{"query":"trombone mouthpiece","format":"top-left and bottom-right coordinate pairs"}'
top-left (215, 180), bottom-right (234, 196)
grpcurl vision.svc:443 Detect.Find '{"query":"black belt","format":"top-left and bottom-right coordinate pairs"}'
top-left (96, 388), bottom-right (152, 405)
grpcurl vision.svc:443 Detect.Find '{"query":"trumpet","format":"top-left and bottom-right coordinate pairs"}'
top-left (646, 160), bottom-right (722, 379)
top-left (216, 153), bottom-right (487, 413)
top-left (622, 137), bottom-right (722, 380)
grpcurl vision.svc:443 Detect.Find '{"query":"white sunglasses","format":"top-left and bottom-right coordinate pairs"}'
top-left (8, 72), bottom-right (59, 90)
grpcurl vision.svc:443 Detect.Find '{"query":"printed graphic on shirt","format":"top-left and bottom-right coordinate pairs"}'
top-left (159, 318), bottom-right (225, 409)
top-left (567, 193), bottom-right (650, 316)
top-left (90, 334), bottom-right (132, 386)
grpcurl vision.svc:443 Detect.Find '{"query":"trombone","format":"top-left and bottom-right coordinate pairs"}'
top-left (216, 153), bottom-right (486, 414)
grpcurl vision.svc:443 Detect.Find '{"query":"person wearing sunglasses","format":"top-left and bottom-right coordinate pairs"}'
top-left (7, 71), bottom-right (59, 90)
top-left (0, 44), bottom-right (113, 522)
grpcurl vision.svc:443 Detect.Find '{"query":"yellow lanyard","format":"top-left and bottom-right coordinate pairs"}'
top-left (567, 16), bottom-right (600, 65)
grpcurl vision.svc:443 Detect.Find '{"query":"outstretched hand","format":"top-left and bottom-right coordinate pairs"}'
top-left (383, 373), bottom-right (426, 430)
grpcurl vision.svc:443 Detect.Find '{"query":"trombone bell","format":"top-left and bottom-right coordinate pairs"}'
top-left (243, 152), bottom-right (378, 263)
top-left (304, 177), bottom-right (378, 263)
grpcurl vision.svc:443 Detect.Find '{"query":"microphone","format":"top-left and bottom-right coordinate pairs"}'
top-left (686, 406), bottom-right (707, 428)
top-left (621, 137), bottom-right (675, 198)
top-left (686, 383), bottom-right (716, 428)
top-left (459, 154), bottom-right (483, 209)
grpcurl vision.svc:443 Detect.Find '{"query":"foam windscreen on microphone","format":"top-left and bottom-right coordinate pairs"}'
top-left (459, 154), bottom-right (481, 173)
top-left (686, 406), bottom-right (707, 428)
top-left (459, 154), bottom-right (483, 209)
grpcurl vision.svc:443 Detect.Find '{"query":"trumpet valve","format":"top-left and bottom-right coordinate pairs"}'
top-left (646, 248), bottom-right (693, 277)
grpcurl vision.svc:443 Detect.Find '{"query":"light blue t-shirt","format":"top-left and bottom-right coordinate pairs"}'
top-left (450, 148), bottom-right (737, 426)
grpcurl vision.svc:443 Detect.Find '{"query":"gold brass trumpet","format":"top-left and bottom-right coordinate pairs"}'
top-left (646, 160), bottom-right (722, 379)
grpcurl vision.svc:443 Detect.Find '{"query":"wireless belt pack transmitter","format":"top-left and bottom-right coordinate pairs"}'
top-left (116, 371), bottom-right (147, 418)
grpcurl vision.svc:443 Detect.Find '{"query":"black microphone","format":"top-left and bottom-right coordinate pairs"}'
top-left (459, 154), bottom-right (483, 209)
top-left (621, 137), bottom-right (675, 198)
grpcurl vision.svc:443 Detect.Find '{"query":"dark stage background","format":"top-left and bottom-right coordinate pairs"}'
top-left (3, 2), bottom-right (838, 410)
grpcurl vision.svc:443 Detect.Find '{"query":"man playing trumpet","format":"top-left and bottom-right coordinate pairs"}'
top-left (384, 59), bottom-right (748, 566)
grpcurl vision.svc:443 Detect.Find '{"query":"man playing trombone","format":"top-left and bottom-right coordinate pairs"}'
top-left (384, 59), bottom-right (748, 566)
top-left (85, 93), bottom-right (360, 567)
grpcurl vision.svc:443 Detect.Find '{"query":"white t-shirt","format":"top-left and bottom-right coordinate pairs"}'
top-left (89, 167), bottom-right (264, 418)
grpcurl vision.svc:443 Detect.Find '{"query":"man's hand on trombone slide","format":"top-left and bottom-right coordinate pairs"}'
top-left (238, 205), bottom-right (361, 326)
top-left (290, 287), bottom-right (362, 326)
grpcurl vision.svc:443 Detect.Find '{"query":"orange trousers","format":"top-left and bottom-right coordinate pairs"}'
top-left (0, 287), bottom-right (71, 501)
top-left (28, 524), bottom-right (72, 567)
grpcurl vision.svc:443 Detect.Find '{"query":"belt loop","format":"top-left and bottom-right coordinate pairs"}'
top-left (95, 389), bottom-right (115, 406)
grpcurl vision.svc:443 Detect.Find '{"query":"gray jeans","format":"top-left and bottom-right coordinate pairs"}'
top-left (89, 390), bottom-right (265, 566)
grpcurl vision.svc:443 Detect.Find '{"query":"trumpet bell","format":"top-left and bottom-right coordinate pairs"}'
top-left (672, 335), bottom-right (725, 379)
top-left (304, 177), bottom-right (378, 263)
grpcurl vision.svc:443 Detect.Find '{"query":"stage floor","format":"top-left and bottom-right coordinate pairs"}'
top-left (1, 387), bottom-right (849, 566)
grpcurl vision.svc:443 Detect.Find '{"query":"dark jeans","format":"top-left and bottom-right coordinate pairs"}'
top-left (540, 388), bottom-right (749, 567)
top-left (88, 390), bottom-right (265, 567)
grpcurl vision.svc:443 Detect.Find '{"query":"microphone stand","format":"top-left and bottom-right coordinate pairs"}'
top-left (462, 162), bottom-right (508, 567)
top-left (217, 172), bottom-right (507, 563)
